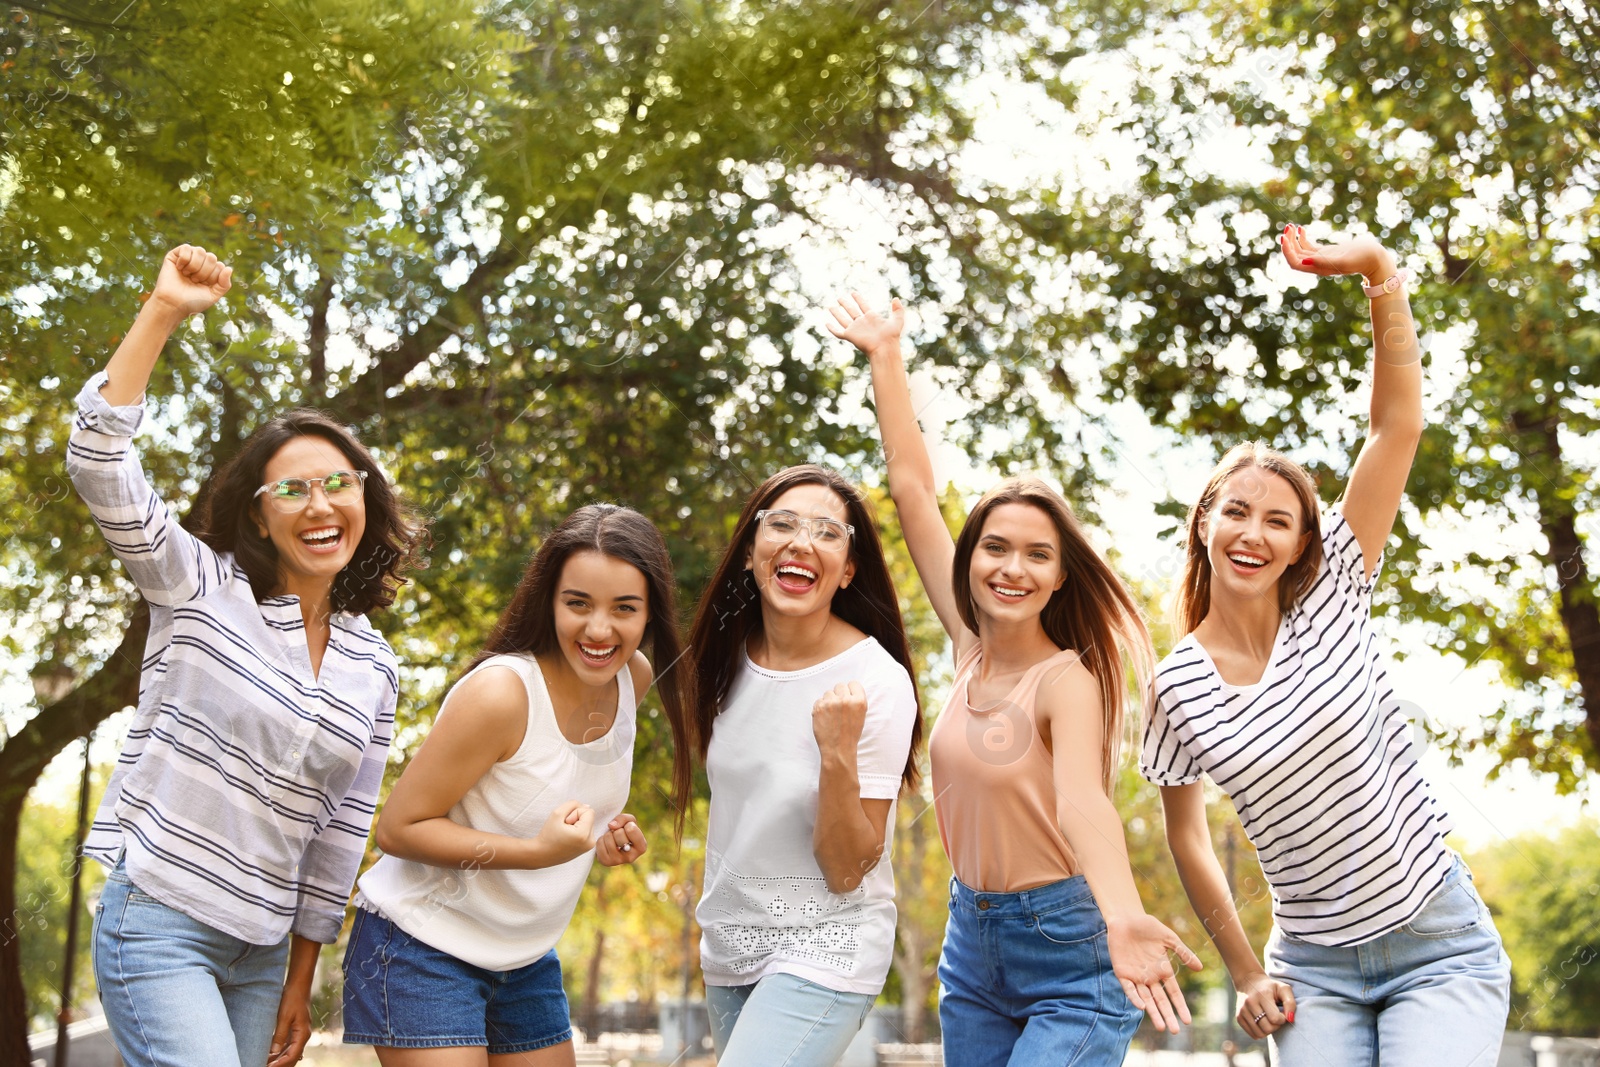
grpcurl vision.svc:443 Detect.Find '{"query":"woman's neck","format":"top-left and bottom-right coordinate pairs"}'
top-left (751, 604), bottom-right (855, 672)
top-left (272, 573), bottom-right (336, 630)
top-left (1195, 583), bottom-right (1283, 659)
top-left (974, 614), bottom-right (1062, 677)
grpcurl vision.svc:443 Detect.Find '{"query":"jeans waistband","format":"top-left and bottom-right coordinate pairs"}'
top-left (949, 874), bottom-right (1095, 918)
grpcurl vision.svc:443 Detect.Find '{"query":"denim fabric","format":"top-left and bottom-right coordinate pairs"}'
top-left (1265, 855), bottom-right (1512, 1067)
top-left (341, 906), bottom-right (573, 1054)
top-left (706, 971), bottom-right (875, 1067)
top-left (937, 875), bottom-right (1142, 1067)
top-left (92, 859), bottom-right (289, 1067)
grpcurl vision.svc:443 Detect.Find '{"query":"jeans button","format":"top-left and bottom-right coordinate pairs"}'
top-left (977, 899), bottom-right (991, 911)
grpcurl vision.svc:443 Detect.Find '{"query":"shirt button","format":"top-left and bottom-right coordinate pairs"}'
top-left (291, 751), bottom-right (301, 760)
top-left (977, 899), bottom-right (991, 911)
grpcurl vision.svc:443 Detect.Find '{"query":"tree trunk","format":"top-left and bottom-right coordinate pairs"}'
top-left (307, 272), bottom-right (334, 400)
top-left (582, 882), bottom-right (607, 1041)
top-left (1514, 410), bottom-right (1600, 759)
top-left (892, 795), bottom-right (933, 1044)
top-left (0, 603), bottom-right (149, 1063)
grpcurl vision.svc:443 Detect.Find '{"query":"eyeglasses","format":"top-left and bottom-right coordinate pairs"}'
top-left (755, 509), bottom-right (854, 552)
top-left (253, 470), bottom-right (368, 513)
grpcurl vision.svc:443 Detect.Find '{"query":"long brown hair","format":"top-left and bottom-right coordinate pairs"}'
top-left (952, 477), bottom-right (1153, 793)
top-left (687, 465), bottom-right (924, 792)
top-left (1175, 442), bottom-right (1324, 636)
top-left (199, 409), bottom-right (427, 615)
top-left (471, 504), bottom-right (696, 835)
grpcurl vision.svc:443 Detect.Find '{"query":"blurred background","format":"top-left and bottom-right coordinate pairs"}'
top-left (3, 1), bottom-right (1597, 1064)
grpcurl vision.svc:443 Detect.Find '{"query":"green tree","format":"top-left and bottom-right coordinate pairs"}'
top-left (1009, 0), bottom-right (1599, 785)
top-left (1470, 822), bottom-right (1600, 1035)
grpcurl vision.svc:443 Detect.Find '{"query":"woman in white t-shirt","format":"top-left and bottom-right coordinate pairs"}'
top-left (1141, 225), bottom-right (1512, 1065)
top-left (687, 464), bottom-right (922, 1067)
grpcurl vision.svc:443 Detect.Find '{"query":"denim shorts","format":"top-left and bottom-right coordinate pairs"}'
top-left (937, 875), bottom-right (1142, 1067)
top-left (341, 906), bottom-right (573, 1053)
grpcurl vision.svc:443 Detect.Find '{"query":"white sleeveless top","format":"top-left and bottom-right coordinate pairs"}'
top-left (357, 653), bottom-right (636, 970)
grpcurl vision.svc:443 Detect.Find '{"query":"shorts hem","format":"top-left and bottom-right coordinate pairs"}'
top-left (489, 1027), bottom-right (574, 1055)
top-left (342, 1033), bottom-right (489, 1049)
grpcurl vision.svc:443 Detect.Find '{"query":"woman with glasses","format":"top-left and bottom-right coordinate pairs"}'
top-left (687, 465), bottom-right (922, 1067)
top-left (66, 245), bottom-right (425, 1067)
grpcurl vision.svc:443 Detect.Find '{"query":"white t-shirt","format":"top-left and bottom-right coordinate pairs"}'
top-left (1141, 509), bottom-right (1454, 947)
top-left (697, 637), bottom-right (917, 995)
top-left (357, 654), bottom-right (634, 970)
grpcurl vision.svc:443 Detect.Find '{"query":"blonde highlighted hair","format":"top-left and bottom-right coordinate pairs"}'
top-left (1176, 442), bottom-right (1324, 636)
top-left (952, 476), bottom-right (1154, 793)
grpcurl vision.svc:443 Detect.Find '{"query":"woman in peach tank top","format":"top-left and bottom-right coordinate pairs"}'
top-left (829, 293), bottom-right (1201, 1066)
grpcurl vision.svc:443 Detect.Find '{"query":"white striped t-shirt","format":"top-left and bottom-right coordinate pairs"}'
top-left (68, 372), bottom-right (398, 946)
top-left (1141, 509), bottom-right (1453, 947)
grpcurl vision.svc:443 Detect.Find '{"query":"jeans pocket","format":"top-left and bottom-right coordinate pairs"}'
top-left (1401, 881), bottom-right (1482, 939)
top-left (1033, 909), bottom-right (1103, 947)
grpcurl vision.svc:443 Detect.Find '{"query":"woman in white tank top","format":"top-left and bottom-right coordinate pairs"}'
top-left (341, 504), bottom-right (694, 1066)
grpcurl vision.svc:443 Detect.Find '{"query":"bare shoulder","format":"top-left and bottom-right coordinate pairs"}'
top-left (440, 662), bottom-right (531, 758)
top-left (627, 650), bottom-right (653, 709)
top-left (1033, 652), bottom-right (1102, 721)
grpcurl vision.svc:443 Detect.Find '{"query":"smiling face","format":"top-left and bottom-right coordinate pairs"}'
top-left (1203, 467), bottom-right (1313, 603)
top-left (253, 434), bottom-right (367, 599)
top-left (550, 550), bottom-right (651, 688)
top-left (968, 502), bottom-right (1066, 623)
top-left (745, 483), bottom-right (857, 621)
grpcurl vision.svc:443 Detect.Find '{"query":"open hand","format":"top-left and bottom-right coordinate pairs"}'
top-left (596, 813), bottom-right (648, 866)
top-left (1279, 224), bottom-right (1396, 285)
top-left (1106, 912), bottom-right (1204, 1034)
top-left (151, 244), bottom-right (233, 316)
top-left (825, 293), bottom-right (905, 358)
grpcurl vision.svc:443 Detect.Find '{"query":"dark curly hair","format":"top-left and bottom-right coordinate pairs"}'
top-left (197, 409), bottom-right (427, 615)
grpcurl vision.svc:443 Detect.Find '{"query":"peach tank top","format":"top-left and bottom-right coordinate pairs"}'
top-left (929, 643), bottom-right (1083, 892)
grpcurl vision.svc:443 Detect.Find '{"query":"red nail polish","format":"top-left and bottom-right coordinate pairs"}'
top-left (1287, 1010), bottom-right (1295, 1023)
top-left (1303, 257), bottom-right (1316, 264)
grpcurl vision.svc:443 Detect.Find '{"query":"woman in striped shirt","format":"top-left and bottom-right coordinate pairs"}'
top-left (1141, 225), bottom-right (1511, 1065)
top-left (68, 245), bottom-right (425, 1067)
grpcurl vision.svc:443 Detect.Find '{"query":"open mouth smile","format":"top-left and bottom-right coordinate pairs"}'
top-left (988, 582), bottom-right (1032, 602)
top-left (773, 561), bottom-right (819, 594)
top-left (577, 642), bottom-right (619, 666)
top-left (1227, 552), bottom-right (1268, 573)
top-left (298, 526), bottom-right (345, 554)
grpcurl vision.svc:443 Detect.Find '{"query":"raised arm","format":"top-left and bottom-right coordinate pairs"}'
top-left (1159, 782), bottom-right (1295, 1042)
top-left (373, 666), bottom-right (597, 870)
top-left (827, 294), bottom-right (970, 653)
top-left (1280, 225), bottom-right (1422, 578)
top-left (65, 246), bottom-right (236, 605)
top-left (1042, 662), bottom-right (1202, 1034)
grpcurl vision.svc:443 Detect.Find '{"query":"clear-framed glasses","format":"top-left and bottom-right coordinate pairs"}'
top-left (755, 509), bottom-right (854, 552)
top-left (253, 469), bottom-right (368, 514)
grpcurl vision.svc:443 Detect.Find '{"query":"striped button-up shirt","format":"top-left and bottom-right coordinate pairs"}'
top-left (67, 372), bottom-right (397, 945)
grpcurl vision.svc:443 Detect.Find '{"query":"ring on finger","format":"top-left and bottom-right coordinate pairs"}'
top-left (1253, 1010), bottom-right (1267, 1023)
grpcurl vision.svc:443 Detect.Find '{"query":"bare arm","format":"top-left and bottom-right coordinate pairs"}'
top-left (827, 294), bottom-right (972, 658)
top-left (1159, 782), bottom-right (1295, 1041)
top-left (1281, 226), bottom-right (1422, 578)
top-left (1043, 662), bottom-right (1202, 1033)
top-left (102, 245), bottom-right (233, 406)
top-left (810, 681), bottom-right (894, 893)
top-left (374, 666), bottom-right (596, 870)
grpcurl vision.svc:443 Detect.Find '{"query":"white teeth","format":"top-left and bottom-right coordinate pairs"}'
top-left (1228, 554), bottom-right (1266, 567)
top-left (579, 644), bottom-right (617, 659)
top-left (300, 529), bottom-right (341, 544)
top-left (777, 565), bottom-right (817, 580)
top-left (992, 586), bottom-right (1028, 598)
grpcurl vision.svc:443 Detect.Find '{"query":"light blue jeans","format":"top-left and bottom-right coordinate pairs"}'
top-left (706, 972), bottom-right (876, 1067)
top-left (92, 859), bottom-right (290, 1067)
top-left (1265, 856), bottom-right (1511, 1067)
top-left (937, 875), bottom-right (1142, 1067)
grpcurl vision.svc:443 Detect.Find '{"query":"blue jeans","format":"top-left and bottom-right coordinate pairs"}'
top-left (93, 859), bottom-right (290, 1067)
top-left (937, 875), bottom-right (1141, 1067)
top-left (706, 972), bottom-right (875, 1067)
top-left (1265, 856), bottom-right (1511, 1067)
